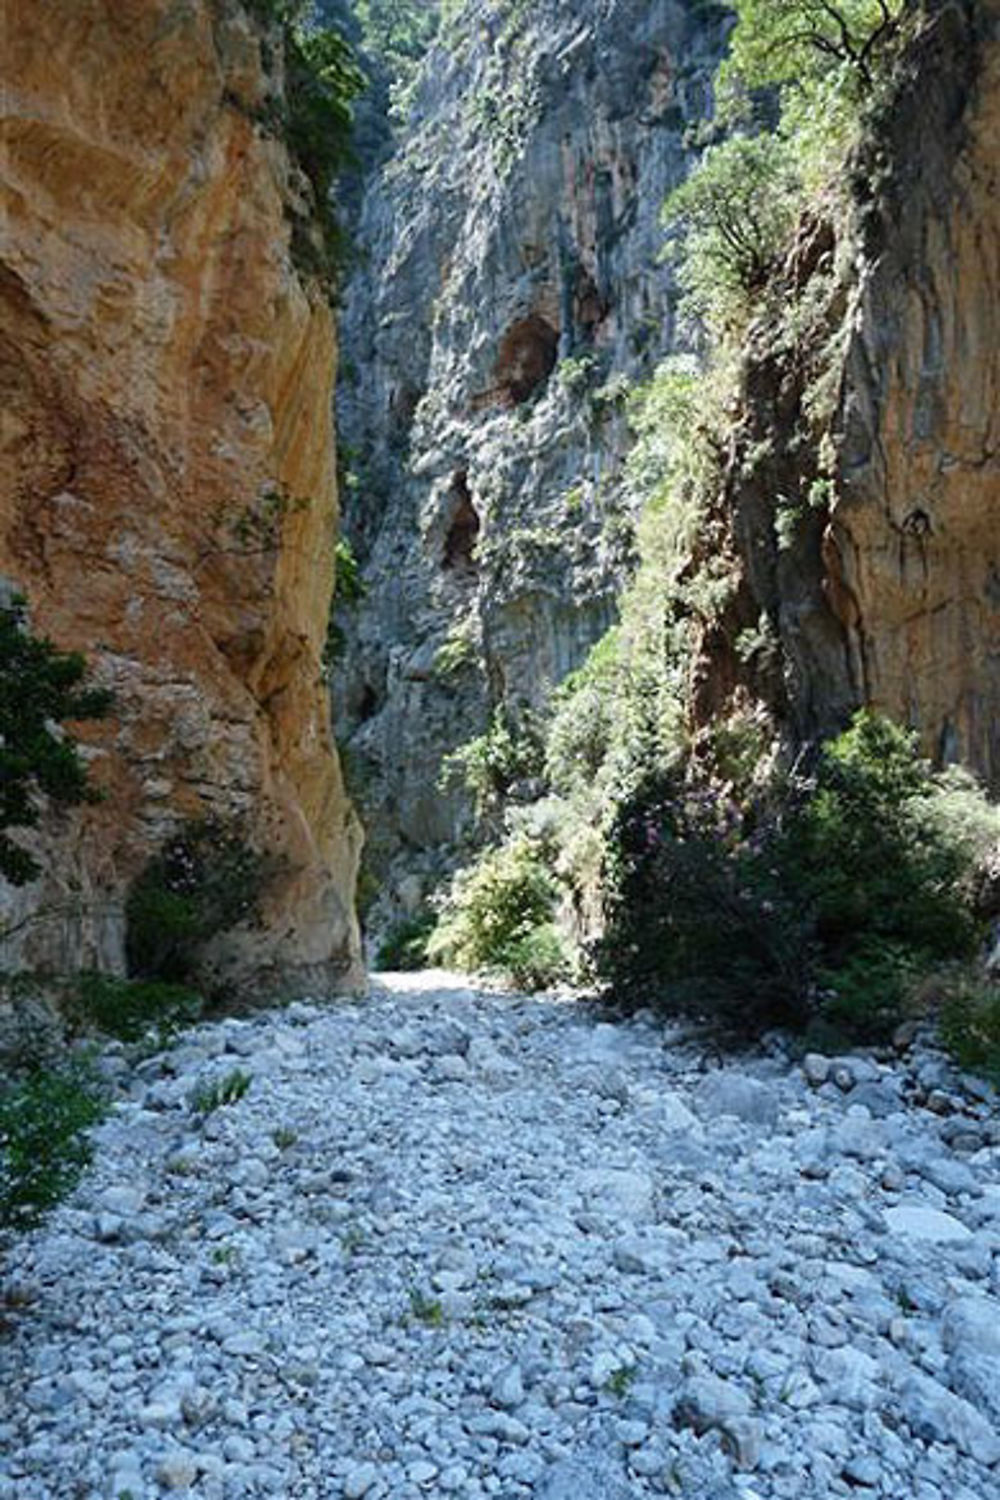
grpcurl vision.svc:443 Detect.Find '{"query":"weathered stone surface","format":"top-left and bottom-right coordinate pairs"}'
top-left (828, 0), bottom-right (1000, 783)
top-left (695, 2), bottom-right (1000, 786)
top-left (334, 0), bottom-right (726, 925)
top-left (0, 0), bottom-right (362, 992)
top-left (3, 977), bottom-right (999, 1498)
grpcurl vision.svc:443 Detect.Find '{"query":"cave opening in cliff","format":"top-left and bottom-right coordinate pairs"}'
top-left (494, 314), bottom-right (559, 405)
top-left (443, 471), bottom-right (480, 573)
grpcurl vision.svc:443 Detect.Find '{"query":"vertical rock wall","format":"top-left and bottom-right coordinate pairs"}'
top-left (335, 0), bottom-right (726, 919)
top-left (697, 1), bottom-right (1000, 790)
top-left (829, 0), bottom-right (1000, 784)
top-left (0, 0), bottom-right (363, 992)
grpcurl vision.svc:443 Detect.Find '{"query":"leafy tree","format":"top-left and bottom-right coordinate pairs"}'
top-left (0, 598), bottom-right (112, 887)
top-left (723, 0), bottom-right (907, 94)
top-left (662, 133), bottom-right (800, 331)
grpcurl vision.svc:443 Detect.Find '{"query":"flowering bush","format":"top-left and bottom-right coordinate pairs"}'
top-left (597, 714), bottom-right (990, 1040)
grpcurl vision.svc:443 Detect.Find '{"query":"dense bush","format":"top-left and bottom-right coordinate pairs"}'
top-left (376, 911), bottom-right (435, 971)
top-left (428, 835), bottom-right (567, 989)
top-left (938, 973), bottom-right (1000, 1084)
top-left (597, 713), bottom-right (993, 1041)
top-left (596, 771), bottom-right (809, 1032)
top-left (0, 597), bottom-right (112, 887)
top-left (0, 1062), bottom-right (106, 1235)
top-left (67, 972), bottom-right (203, 1045)
top-left (125, 821), bottom-right (270, 984)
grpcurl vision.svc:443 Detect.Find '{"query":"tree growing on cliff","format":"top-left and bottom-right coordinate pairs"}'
top-left (661, 132), bottom-right (801, 333)
top-left (0, 598), bottom-right (112, 887)
top-left (722, 0), bottom-right (907, 93)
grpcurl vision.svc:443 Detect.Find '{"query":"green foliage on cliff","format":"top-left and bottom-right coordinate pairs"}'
top-left (0, 598), bottom-right (112, 888)
top-left (245, 2), bottom-right (365, 285)
top-left (125, 822), bottom-right (270, 985)
top-left (722, 0), bottom-right (907, 93)
top-left (662, 134), bottom-right (801, 334)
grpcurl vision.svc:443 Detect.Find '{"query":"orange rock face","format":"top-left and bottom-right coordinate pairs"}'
top-left (0, 0), bottom-right (363, 992)
top-left (829, 2), bottom-right (1000, 783)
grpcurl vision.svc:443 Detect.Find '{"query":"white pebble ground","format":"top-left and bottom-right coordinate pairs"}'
top-left (2, 972), bottom-right (999, 1499)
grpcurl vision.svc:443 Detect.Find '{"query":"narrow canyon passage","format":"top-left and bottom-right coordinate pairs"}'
top-left (2, 978), bottom-right (998, 1500)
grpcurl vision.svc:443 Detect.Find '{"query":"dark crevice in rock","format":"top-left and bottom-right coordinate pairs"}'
top-left (493, 314), bottom-right (559, 406)
top-left (442, 472), bottom-right (480, 573)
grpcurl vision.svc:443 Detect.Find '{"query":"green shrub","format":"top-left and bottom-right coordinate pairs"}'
top-left (496, 923), bottom-right (567, 991)
top-left (662, 132), bottom-right (801, 336)
top-left (0, 596), bottom-right (112, 887)
top-left (125, 821), bottom-right (270, 984)
top-left (816, 939), bottom-right (922, 1043)
top-left (596, 713), bottom-right (991, 1040)
top-left (67, 972), bottom-right (203, 1044)
top-left (0, 1062), bottom-right (106, 1235)
top-left (439, 708), bottom-right (544, 820)
top-left (596, 772), bottom-right (810, 1033)
top-left (938, 974), bottom-right (1000, 1083)
top-left (376, 912), bottom-right (435, 971)
top-left (780, 714), bottom-right (979, 968)
top-left (428, 835), bottom-right (566, 989)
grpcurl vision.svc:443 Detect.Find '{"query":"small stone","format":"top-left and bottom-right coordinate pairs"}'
top-left (694, 1072), bottom-right (779, 1126)
top-left (916, 1157), bottom-right (979, 1198)
top-left (675, 1372), bottom-right (751, 1431)
top-left (901, 1373), bottom-right (1000, 1464)
top-left (885, 1204), bottom-right (972, 1243)
top-left (941, 1295), bottom-right (1000, 1358)
top-left (343, 1463), bottom-right (379, 1498)
top-left (95, 1212), bottom-right (123, 1242)
top-left (156, 1453), bottom-right (198, 1490)
top-left (843, 1455), bottom-right (881, 1487)
top-left (490, 1362), bottom-right (524, 1409)
top-left (803, 1053), bottom-right (830, 1087)
top-left (536, 1455), bottom-right (632, 1500)
top-left (431, 1053), bottom-right (469, 1083)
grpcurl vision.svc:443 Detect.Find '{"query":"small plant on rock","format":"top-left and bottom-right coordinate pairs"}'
top-left (189, 1069), bottom-right (253, 1117)
top-left (408, 1288), bottom-right (445, 1327)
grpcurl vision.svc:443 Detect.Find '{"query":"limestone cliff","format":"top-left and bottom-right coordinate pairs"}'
top-left (335, 0), bottom-right (726, 925)
top-left (0, 0), bottom-right (363, 992)
top-left (693, 0), bottom-right (1000, 789)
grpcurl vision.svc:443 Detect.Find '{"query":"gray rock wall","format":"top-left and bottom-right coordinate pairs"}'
top-left (335, 0), bottom-right (727, 925)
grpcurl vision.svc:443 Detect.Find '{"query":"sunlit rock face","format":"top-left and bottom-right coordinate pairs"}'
top-left (695, 3), bottom-right (1000, 789)
top-left (828, 0), bottom-right (1000, 786)
top-left (334, 0), bottom-right (727, 921)
top-left (0, 0), bottom-right (363, 993)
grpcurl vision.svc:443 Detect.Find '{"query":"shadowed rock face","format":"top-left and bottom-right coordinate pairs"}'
top-left (0, 0), bottom-right (363, 993)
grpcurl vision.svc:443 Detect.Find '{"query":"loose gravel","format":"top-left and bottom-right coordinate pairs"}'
top-left (2, 971), bottom-right (998, 1500)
